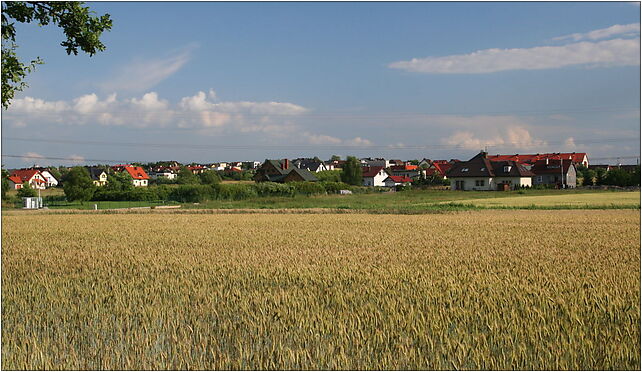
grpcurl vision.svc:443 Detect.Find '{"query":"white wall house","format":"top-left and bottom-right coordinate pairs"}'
top-left (448, 152), bottom-right (534, 191)
top-left (362, 167), bottom-right (389, 187)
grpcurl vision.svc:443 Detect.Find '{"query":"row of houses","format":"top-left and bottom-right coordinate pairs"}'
top-left (6, 151), bottom-right (603, 191)
top-left (447, 152), bottom-right (583, 190)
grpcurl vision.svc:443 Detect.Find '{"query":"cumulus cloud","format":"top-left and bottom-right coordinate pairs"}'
top-left (553, 23), bottom-right (640, 42)
top-left (99, 45), bottom-right (196, 93)
top-left (389, 38), bottom-right (639, 74)
top-left (3, 89), bottom-right (371, 147)
top-left (442, 125), bottom-right (547, 151)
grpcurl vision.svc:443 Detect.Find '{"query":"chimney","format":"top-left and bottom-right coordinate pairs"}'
top-left (282, 159), bottom-right (289, 170)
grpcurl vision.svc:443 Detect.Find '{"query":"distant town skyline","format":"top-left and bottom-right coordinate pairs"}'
top-left (2, 2), bottom-right (640, 167)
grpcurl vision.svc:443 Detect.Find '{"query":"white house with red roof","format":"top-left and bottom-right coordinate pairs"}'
top-left (122, 166), bottom-right (149, 187)
top-left (9, 169), bottom-right (47, 190)
top-left (383, 175), bottom-right (413, 188)
top-left (362, 166), bottom-right (389, 187)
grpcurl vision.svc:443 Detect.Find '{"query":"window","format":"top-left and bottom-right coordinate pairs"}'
top-left (480, 167), bottom-right (486, 171)
top-left (503, 165), bottom-right (512, 172)
top-left (475, 180), bottom-right (485, 187)
top-left (536, 176), bottom-right (542, 183)
top-left (462, 168), bottom-right (469, 172)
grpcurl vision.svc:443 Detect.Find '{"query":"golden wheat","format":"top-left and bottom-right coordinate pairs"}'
top-left (2, 210), bottom-right (639, 369)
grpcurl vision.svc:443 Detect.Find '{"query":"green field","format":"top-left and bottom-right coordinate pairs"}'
top-left (184, 189), bottom-right (639, 212)
top-left (4, 188), bottom-right (639, 212)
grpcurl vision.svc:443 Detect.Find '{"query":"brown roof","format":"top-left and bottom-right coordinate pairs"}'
top-left (447, 152), bottom-right (534, 178)
top-left (531, 159), bottom-right (575, 175)
top-left (362, 166), bottom-right (386, 178)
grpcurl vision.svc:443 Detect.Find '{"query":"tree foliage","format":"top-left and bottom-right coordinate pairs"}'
top-left (17, 182), bottom-right (37, 197)
top-left (177, 166), bottom-right (200, 184)
top-left (199, 170), bottom-right (222, 185)
top-left (1, 2), bottom-right (112, 108)
top-left (341, 156), bottom-right (363, 186)
top-left (105, 171), bottom-right (134, 191)
top-left (62, 166), bottom-right (95, 202)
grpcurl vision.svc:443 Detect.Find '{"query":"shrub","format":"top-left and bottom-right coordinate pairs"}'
top-left (290, 181), bottom-right (327, 196)
top-left (254, 182), bottom-right (296, 197)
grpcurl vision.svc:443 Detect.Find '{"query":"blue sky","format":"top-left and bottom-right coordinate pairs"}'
top-left (2, 1), bottom-right (640, 167)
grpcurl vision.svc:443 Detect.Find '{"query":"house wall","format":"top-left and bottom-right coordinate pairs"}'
top-left (40, 171), bottom-right (58, 187)
top-left (29, 174), bottom-right (47, 189)
top-left (450, 177), bottom-right (494, 191)
top-left (132, 179), bottom-right (148, 187)
top-left (494, 177), bottom-right (532, 188)
top-left (363, 171), bottom-right (388, 187)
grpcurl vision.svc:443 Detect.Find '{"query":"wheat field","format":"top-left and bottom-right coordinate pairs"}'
top-left (2, 210), bottom-right (640, 369)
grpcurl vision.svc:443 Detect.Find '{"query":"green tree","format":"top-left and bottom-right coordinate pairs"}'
top-left (604, 168), bottom-right (633, 187)
top-left (595, 168), bottom-right (607, 186)
top-left (199, 170), bottom-right (221, 185)
top-left (62, 166), bottom-right (95, 202)
top-left (2, 176), bottom-right (10, 200)
top-left (330, 155), bottom-right (341, 162)
top-left (177, 166), bottom-right (200, 184)
top-left (17, 182), bottom-right (37, 197)
top-left (105, 171), bottom-right (133, 191)
top-left (341, 156), bottom-right (363, 186)
top-left (2, 2), bottom-right (112, 108)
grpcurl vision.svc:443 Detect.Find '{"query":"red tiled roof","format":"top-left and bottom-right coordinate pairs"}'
top-left (362, 166), bottom-right (386, 178)
top-left (11, 169), bottom-right (41, 182)
top-left (487, 153), bottom-right (587, 165)
top-left (388, 175), bottom-right (412, 183)
top-left (123, 166), bottom-right (149, 180)
top-left (390, 164), bottom-right (418, 171)
top-left (432, 162), bottom-right (452, 176)
top-left (8, 176), bottom-right (22, 184)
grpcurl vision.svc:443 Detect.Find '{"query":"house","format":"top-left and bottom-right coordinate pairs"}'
top-left (531, 158), bottom-right (577, 188)
top-left (7, 176), bottom-right (23, 190)
top-left (362, 166), bottom-right (389, 187)
top-left (10, 169), bottom-right (47, 190)
top-left (87, 167), bottom-right (108, 186)
top-left (122, 166), bottom-right (149, 187)
top-left (242, 161), bottom-right (262, 170)
top-left (487, 152), bottom-right (589, 168)
top-left (390, 164), bottom-right (421, 179)
top-left (361, 158), bottom-right (390, 168)
top-left (383, 175), bottom-right (413, 188)
top-left (254, 159), bottom-right (318, 183)
top-left (149, 165), bottom-right (179, 180)
top-left (293, 158), bottom-right (330, 173)
top-left (447, 152), bottom-right (534, 191)
top-left (423, 162), bottom-right (453, 180)
top-left (418, 158), bottom-right (432, 168)
top-left (187, 165), bottom-right (206, 174)
top-left (30, 167), bottom-right (58, 187)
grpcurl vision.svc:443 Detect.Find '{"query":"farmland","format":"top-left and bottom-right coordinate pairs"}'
top-left (2, 210), bottom-right (639, 369)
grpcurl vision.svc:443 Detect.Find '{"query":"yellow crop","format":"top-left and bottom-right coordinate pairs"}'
top-left (2, 210), bottom-right (639, 369)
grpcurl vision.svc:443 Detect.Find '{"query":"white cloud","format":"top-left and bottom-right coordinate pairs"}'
top-left (4, 89), bottom-right (370, 148)
top-left (21, 152), bottom-right (45, 163)
top-left (344, 137), bottom-right (373, 147)
top-left (564, 137), bottom-right (577, 149)
top-left (389, 38), bottom-right (640, 74)
top-left (68, 154), bottom-right (86, 164)
top-left (554, 23), bottom-right (640, 42)
top-left (442, 125), bottom-right (547, 151)
top-left (99, 46), bottom-right (195, 93)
